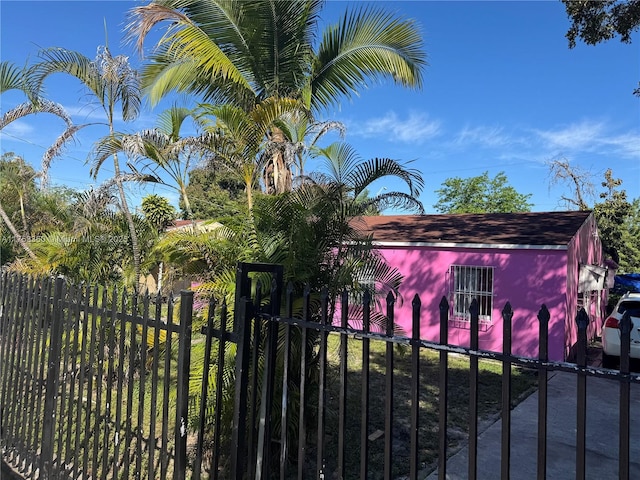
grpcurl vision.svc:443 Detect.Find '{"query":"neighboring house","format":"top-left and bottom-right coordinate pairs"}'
top-left (166, 219), bottom-right (223, 233)
top-left (142, 219), bottom-right (224, 294)
top-left (357, 211), bottom-right (608, 362)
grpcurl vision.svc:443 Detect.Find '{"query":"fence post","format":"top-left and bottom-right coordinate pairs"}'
top-left (575, 308), bottom-right (589, 480)
top-left (619, 310), bottom-right (631, 480)
top-left (438, 296), bottom-right (449, 480)
top-left (501, 302), bottom-right (513, 479)
top-left (175, 290), bottom-right (193, 480)
top-left (537, 305), bottom-right (550, 480)
top-left (231, 295), bottom-right (252, 480)
top-left (40, 276), bottom-right (65, 478)
top-left (384, 291), bottom-right (395, 480)
top-left (410, 294), bottom-right (421, 480)
top-left (468, 298), bottom-right (480, 480)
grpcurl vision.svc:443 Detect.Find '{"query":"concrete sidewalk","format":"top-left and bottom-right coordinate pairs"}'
top-left (426, 371), bottom-right (640, 479)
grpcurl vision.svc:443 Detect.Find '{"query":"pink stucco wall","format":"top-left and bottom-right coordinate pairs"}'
top-left (564, 214), bottom-right (605, 360)
top-left (373, 246), bottom-right (569, 361)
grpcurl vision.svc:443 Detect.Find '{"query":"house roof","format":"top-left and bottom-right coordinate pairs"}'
top-left (167, 219), bottom-right (199, 230)
top-left (166, 219), bottom-right (223, 232)
top-left (356, 211), bottom-right (593, 249)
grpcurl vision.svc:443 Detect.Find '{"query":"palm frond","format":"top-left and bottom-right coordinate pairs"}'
top-left (0, 61), bottom-right (28, 94)
top-left (311, 5), bottom-right (426, 111)
top-left (33, 48), bottom-right (104, 104)
top-left (90, 134), bottom-right (125, 177)
top-left (156, 104), bottom-right (193, 139)
top-left (347, 157), bottom-right (424, 199)
top-left (360, 191), bottom-right (425, 215)
top-left (0, 98), bottom-right (72, 130)
top-left (41, 124), bottom-right (86, 189)
top-left (312, 141), bottom-right (362, 185)
top-left (127, 1), bottom-right (253, 103)
top-left (95, 46), bottom-right (141, 121)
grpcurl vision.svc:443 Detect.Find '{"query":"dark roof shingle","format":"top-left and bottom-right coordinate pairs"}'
top-left (356, 211), bottom-right (592, 246)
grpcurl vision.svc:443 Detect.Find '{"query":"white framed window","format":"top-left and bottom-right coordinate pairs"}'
top-left (449, 265), bottom-right (494, 324)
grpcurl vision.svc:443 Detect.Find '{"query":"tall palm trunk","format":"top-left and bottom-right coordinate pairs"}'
top-left (18, 191), bottom-right (29, 234)
top-left (112, 150), bottom-right (142, 293)
top-left (179, 183), bottom-right (199, 233)
top-left (0, 200), bottom-right (36, 260)
top-left (264, 127), bottom-right (292, 195)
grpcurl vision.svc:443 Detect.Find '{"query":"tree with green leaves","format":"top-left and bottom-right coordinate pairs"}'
top-left (141, 194), bottom-right (177, 232)
top-left (10, 187), bottom-right (158, 286)
top-left (181, 166), bottom-right (248, 225)
top-left (593, 169), bottom-right (634, 267)
top-left (563, 0), bottom-right (640, 47)
top-left (433, 171), bottom-right (533, 214)
top-left (127, 0), bottom-right (426, 192)
top-left (618, 198), bottom-right (640, 272)
top-left (562, 0), bottom-right (640, 96)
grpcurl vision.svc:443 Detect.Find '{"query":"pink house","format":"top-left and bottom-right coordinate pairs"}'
top-left (358, 211), bottom-right (607, 362)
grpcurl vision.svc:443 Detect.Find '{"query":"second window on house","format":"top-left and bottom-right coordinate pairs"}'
top-left (450, 265), bottom-right (494, 324)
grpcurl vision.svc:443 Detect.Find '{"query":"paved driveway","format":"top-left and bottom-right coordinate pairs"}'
top-left (427, 370), bottom-right (640, 480)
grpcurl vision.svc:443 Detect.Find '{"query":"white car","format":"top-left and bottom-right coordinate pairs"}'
top-left (601, 292), bottom-right (640, 368)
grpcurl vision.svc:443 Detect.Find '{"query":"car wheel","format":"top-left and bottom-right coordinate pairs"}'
top-left (602, 353), bottom-right (619, 369)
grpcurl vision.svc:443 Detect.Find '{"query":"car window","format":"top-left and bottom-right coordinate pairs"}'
top-left (618, 301), bottom-right (640, 316)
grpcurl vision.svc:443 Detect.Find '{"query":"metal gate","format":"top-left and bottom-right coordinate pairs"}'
top-left (3, 264), bottom-right (640, 479)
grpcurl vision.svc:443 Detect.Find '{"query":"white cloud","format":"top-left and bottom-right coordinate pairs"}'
top-left (601, 132), bottom-right (640, 159)
top-left (0, 120), bottom-right (35, 138)
top-left (534, 120), bottom-right (640, 159)
top-left (453, 125), bottom-right (512, 148)
top-left (350, 111), bottom-right (441, 144)
top-left (535, 120), bottom-right (605, 151)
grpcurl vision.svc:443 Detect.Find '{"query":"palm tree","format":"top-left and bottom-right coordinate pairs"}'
top-left (196, 96), bottom-right (306, 210)
top-left (260, 141), bottom-right (424, 308)
top-left (92, 104), bottom-right (215, 221)
top-left (127, 0), bottom-right (426, 192)
top-left (31, 46), bottom-right (145, 290)
top-left (1, 61), bottom-right (86, 189)
top-left (272, 113), bottom-right (346, 179)
top-left (0, 61), bottom-right (82, 260)
top-left (0, 153), bottom-right (38, 235)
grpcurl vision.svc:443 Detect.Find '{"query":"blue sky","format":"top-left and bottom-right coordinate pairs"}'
top-left (1, 0), bottom-right (639, 214)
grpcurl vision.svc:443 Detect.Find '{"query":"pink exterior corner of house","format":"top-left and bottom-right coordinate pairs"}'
top-left (354, 211), bottom-right (607, 362)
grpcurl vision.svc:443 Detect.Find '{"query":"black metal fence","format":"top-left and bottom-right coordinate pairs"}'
top-left (2, 264), bottom-right (639, 479)
top-left (0, 273), bottom-right (194, 479)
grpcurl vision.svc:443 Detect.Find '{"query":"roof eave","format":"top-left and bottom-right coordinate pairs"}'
top-left (372, 241), bottom-right (569, 251)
